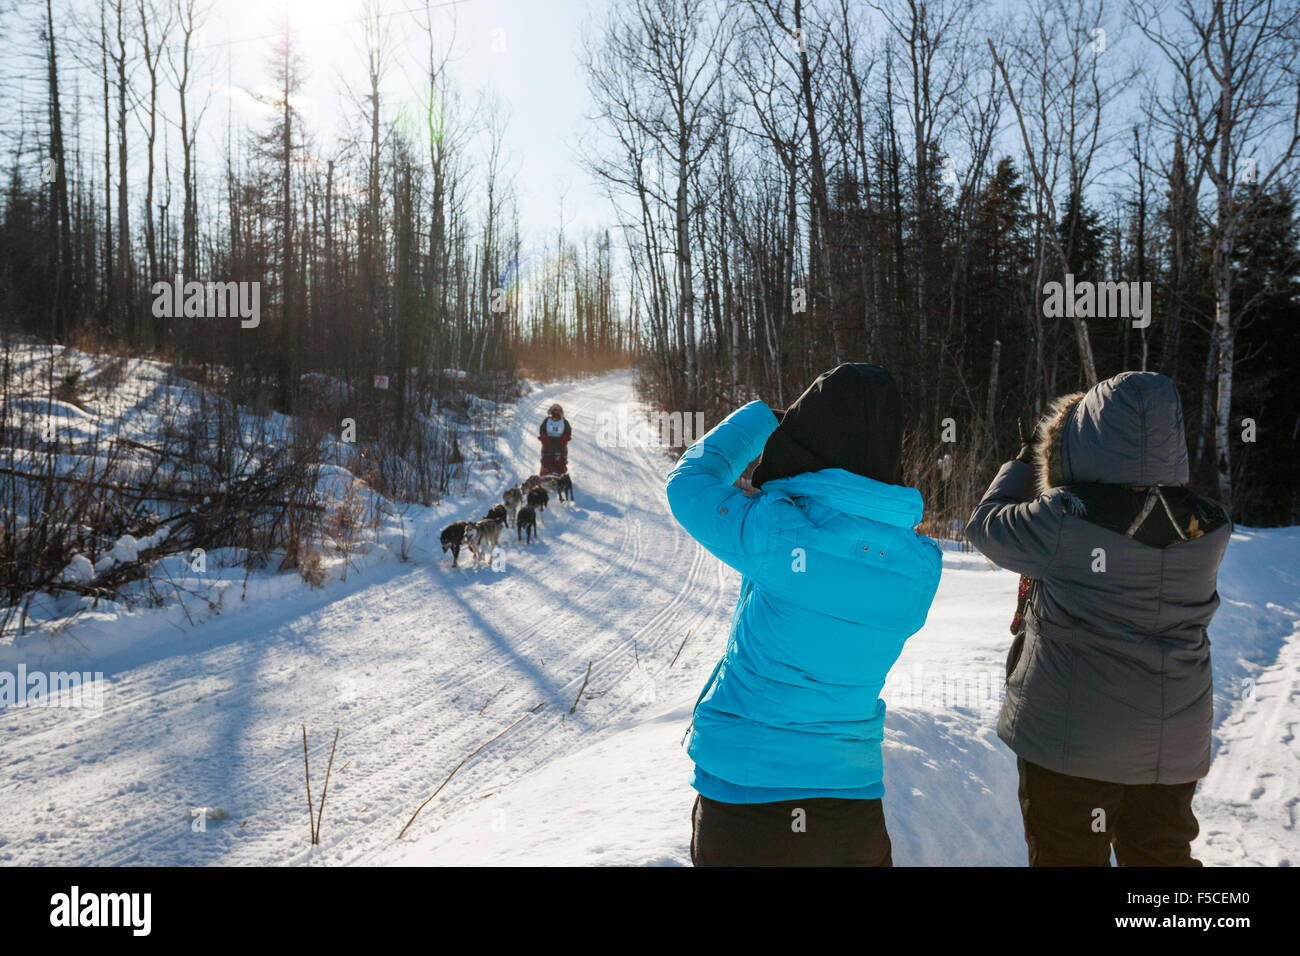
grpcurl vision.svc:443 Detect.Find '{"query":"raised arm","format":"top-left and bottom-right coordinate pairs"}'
top-left (665, 401), bottom-right (780, 572)
top-left (964, 460), bottom-right (1064, 578)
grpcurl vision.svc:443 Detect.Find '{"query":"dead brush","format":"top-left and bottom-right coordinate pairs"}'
top-left (324, 478), bottom-right (368, 581)
top-left (54, 370), bottom-right (88, 410)
top-left (302, 726), bottom-right (340, 846)
top-left (285, 537), bottom-right (326, 588)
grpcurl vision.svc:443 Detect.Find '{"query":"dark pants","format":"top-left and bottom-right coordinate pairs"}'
top-left (1016, 758), bottom-right (1202, 867)
top-left (690, 793), bottom-right (893, 867)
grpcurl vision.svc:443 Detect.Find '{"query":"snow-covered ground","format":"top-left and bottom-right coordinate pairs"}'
top-left (1, 370), bottom-right (1296, 866)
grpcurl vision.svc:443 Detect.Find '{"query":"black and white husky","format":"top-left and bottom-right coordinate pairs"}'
top-left (467, 517), bottom-right (503, 567)
top-left (440, 520), bottom-right (473, 567)
top-left (502, 486), bottom-right (523, 525)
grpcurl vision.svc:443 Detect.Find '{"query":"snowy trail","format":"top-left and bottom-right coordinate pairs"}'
top-left (2, 371), bottom-right (1296, 866)
top-left (0, 371), bottom-right (737, 866)
top-left (1196, 630), bottom-right (1300, 866)
top-left (1190, 529), bottom-right (1300, 866)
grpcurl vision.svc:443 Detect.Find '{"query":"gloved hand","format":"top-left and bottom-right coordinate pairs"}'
top-left (731, 455), bottom-right (758, 495)
top-left (1015, 416), bottom-right (1040, 465)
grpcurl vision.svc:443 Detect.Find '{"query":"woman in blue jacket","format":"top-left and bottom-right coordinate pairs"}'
top-left (666, 364), bottom-right (942, 866)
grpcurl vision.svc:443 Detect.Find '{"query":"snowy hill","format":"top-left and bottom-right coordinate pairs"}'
top-left (1, 370), bottom-right (1296, 866)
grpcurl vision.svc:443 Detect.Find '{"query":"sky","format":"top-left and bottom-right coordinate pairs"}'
top-left (205, 0), bottom-right (614, 241)
top-left (3, 0), bottom-right (1289, 285)
top-left (0, 0), bottom-right (616, 265)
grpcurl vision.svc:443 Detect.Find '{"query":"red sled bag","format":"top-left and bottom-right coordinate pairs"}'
top-left (540, 452), bottom-right (567, 477)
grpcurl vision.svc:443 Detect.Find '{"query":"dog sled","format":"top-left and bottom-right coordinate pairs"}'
top-left (540, 451), bottom-right (568, 478)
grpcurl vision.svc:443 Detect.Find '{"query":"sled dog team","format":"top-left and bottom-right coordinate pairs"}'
top-left (670, 364), bottom-right (1231, 867)
top-left (441, 404), bottom-right (576, 567)
top-left (439, 472), bottom-right (574, 568)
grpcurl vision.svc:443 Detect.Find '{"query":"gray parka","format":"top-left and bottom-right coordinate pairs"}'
top-left (965, 372), bottom-right (1232, 784)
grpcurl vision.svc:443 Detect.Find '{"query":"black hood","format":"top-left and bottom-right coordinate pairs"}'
top-left (752, 363), bottom-right (904, 488)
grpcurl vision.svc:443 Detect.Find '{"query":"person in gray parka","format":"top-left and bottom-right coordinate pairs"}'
top-left (965, 371), bottom-right (1231, 866)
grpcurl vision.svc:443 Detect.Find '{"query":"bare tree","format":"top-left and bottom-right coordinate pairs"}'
top-left (109, 0), bottom-right (133, 340)
top-left (43, 0), bottom-right (75, 338)
top-left (135, 0), bottom-right (172, 343)
top-left (1132, 0), bottom-right (1300, 502)
top-left (988, 0), bottom-right (1132, 394)
top-left (587, 0), bottom-right (729, 403)
top-left (167, 0), bottom-right (208, 280)
top-left (874, 0), bottom-right (983, 417)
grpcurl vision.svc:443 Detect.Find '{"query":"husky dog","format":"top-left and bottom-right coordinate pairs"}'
top-left (516, 506), bottom-right (538, 544)
top-left (486, 503), bottom-right (509, 528)
top-left (467, 517), bottom-right (503, 567)
top-left (556, 474), bottom-right (574, 503)
top-left (526, 486), bottom-right (549, 516)
top-left (539, 476), bottom-right (560, 497)
top-left (522, 474), bottom-right (544, 494)
top-left (440, 520), bottom-right (473, 567)
top-left (502, 486), bottom-right (523, 525)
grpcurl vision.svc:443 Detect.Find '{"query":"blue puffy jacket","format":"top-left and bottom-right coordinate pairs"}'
top-left (666, 400), bottom-right (942, 802)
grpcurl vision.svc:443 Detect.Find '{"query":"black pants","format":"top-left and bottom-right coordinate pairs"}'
top-left (1017, 758), bottom-right (1202, 866)
top-left (690, 793), bottom-right (893, 867)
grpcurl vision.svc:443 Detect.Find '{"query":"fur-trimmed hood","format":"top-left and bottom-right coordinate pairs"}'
top-left (1034, 371), bottom-right (1190, 493)
top-left (1034, 391), bottom-right (1086, 493)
